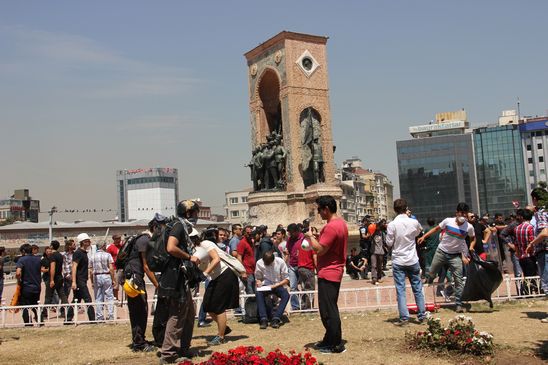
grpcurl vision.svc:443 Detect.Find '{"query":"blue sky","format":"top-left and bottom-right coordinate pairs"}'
top-left (1, 1), bottom-right (547, 219)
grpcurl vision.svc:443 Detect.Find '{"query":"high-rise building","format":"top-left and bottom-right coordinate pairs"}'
top-left (397, 110), bottom-right (479, 223)
top-left (474, 124), bottom-right (527, 215)
top-left (520, 116), bottom-right (548, 196)
top-left (116, 168), bottom-right (179, 222)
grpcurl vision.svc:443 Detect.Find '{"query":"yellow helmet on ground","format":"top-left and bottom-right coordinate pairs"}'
top-left (123, 279), bottom-right (145, 298)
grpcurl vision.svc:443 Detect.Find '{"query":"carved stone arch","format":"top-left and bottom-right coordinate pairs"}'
top-left (253, 67), bottom-right (283, 143)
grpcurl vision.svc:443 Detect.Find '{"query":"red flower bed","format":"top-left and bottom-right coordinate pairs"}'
top-left (179, 346), bottom-right (320, 365)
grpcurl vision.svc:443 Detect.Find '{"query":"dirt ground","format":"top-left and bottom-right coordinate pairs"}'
top-left (0, 300), bottom-right (546, 365)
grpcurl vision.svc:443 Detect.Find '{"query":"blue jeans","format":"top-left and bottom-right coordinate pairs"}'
top-left (288, 266), bottom-right (300, 310)
top-left (537, 251), bottom-right (548, 293)
top-left (198, 279), bottom-right (210, 323)
top-left (429, 249), bottom-right (465, 306)
top-left (392, 262), bottom-right (426, 321)
top-left (244, 274), bottom-right (256, 295)
top-left (256, 286), bottom-right (290, 321)
top-left (94, 274), bottom-right (114, 320)
top-left (510, 252), bottom-right (523, 277)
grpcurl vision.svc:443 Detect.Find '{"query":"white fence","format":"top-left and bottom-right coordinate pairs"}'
top-left (0, 275), bottom-right (544, 328)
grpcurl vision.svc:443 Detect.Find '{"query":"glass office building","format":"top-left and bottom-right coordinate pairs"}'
top-left (474, 125), bottom-right (527, 215)
top-left (397, 133), bottom-right (478, 224)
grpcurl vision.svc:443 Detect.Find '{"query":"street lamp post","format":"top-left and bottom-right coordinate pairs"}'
top-left (48, 206), bottom-right (57, 242)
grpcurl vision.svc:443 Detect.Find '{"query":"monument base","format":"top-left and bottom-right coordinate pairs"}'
top-left (247, 184), bottom-right (342, 228)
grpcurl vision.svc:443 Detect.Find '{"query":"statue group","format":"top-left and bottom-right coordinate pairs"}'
top-left (248, 107), bottom-right (325, 192)
top-left (248, 131), bottom-right (287, 191)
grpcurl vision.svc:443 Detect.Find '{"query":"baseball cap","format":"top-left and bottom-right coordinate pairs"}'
top-left (189, 228), bottom-right (199, 237)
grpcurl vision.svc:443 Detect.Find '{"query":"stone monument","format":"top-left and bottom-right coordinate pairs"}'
top-left (244, 31), bottom-right (342, 227)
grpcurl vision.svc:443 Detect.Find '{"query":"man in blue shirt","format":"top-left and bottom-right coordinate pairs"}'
top-left (16, 243), bottom-right (42, 326)
top-left (228, 224), bottom-right (242, 257)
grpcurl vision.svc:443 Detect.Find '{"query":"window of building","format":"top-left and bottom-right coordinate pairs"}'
top-left (230, 210), bottom-right (239, 218)
top-left (230, 197), bottom-right (238, 204)
top-left (539, 143), bottom-right (543, 150)
top-left (527, 145), bottom-right (532, 151)
top-left (528, 157), bottom-right (533, 163)
top-left (241, 196), bottom-right (248, 203)
top-left (540, 156), bottom-right (545, 163)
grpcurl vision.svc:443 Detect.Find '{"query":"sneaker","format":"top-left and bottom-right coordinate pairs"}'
top-left (541, 317), bottom-right (548, 323)
top-left (455, 305), bottom-right (466, 313)
top-left (179, 349), bottom-right (199, 359)
top-left (224, 326), bottom-right (232, 336)
top-left (207, 335), bottom-right (225, 346)
top-left (271, 318), bottom-right (281, 329)
top-left (198, 321), bottom-right (211, 328)
top-left (133, 344), bottom-right (157, 353)
top-left (394, 319), bottom-right (409, 327)
top-left (418, 311), bottom-right (432, 323)
top-left (313, 341), bottom-right (330, 350)
top-left (319, 345), bottom-right (346, 354)
top-left (259, 319), bottom-right (268, 329)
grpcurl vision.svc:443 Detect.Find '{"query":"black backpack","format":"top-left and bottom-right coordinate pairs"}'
top-left (115, 234), bottom-right (146, 270)
top-left (147, 218), bottom-right (181, 273)
top-left (243, 297), bottom-right (259, 324)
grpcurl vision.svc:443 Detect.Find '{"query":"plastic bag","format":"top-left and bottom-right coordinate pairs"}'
top-left (461, 252), bottom-right (503, 307)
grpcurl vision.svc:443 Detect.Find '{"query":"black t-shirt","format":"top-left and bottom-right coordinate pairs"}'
top-left (127, 235), bottom-right (149, 287)
top-left (17, 255), bottom-right (42, 294)
top-left (72, 248), bottom-right (89, 287)
top-left (41, 256), bottom-right (50, 282)
top-left (169, 221), bottom-right (190, 253)
top-left (50, 251), bottom-right (64, 279)
top-left (351, 253), bottom-right (365, 268)
top-left (471, 222), bottom-right (486, 255)
top-left (346, 255), bottom-right (353, 269)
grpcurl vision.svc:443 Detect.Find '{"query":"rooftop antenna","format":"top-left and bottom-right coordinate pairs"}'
top-left (517, 96), bottom-right (521, 121)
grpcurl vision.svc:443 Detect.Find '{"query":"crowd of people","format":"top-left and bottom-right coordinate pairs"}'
top-left (10, 195), bottom-right (348, 364)
top-left (356, 187), bottom-right (548, 326)
top-left (8, 187), bottom-right (548, 363)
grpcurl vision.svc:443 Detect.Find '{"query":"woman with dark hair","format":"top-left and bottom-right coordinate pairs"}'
top-left (191, 229), bottom-right (239, 345)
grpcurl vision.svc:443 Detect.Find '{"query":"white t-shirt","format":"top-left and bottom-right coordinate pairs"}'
top-left (438, 218), bottom-right (475, 254)
top-left (385, 214), bottom-right (422, 266)
top-left (193, 240), bottom-right (228, 280)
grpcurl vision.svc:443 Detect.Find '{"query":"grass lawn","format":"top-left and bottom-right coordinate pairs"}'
top-left (0, 300), bottom-right (546, 365)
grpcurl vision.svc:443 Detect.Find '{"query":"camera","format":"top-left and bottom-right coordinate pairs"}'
top-left (301, 218), bottom-right (310, 234)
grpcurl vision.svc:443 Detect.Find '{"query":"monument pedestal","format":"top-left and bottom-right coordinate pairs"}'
top-left (248, 184), bottom-right (341, 227)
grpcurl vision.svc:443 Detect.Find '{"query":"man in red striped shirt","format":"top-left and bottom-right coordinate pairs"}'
top-left (513, 209), bottom-right (537, 278)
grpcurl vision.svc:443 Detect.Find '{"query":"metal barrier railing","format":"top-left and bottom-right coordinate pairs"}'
top-left (0, 275), bottom-right (544, 328)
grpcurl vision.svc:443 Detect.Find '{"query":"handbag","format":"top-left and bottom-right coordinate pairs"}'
top-left (214, 247), bottom-right (246, 277)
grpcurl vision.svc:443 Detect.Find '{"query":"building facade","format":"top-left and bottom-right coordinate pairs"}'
top-left (224, 189), bottom-right (251, 225)
top-left (397, 114), bottom-right (479, 224)
top-left (520, 116), bottom-right (548, 196)
top-left (474, 124), bottom-right (527, 215)
top-left (116, 168), bottom-right (179, 222)
top-left (0, 189), bottom-right (40, 223)
top-left (339, 158), bottom-right (394, 222)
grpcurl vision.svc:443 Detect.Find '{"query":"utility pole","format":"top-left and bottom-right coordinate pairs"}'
top-left (48, 206), bottom-right (57, 242)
